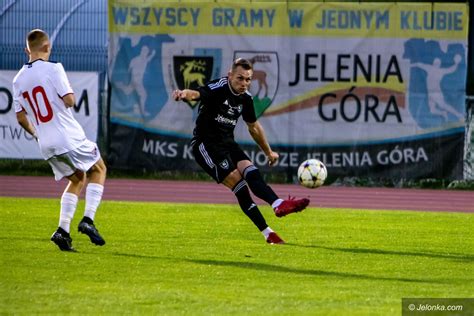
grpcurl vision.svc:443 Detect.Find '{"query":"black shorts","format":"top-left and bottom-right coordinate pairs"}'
top-left (192, 140), bottom-right (250, 183)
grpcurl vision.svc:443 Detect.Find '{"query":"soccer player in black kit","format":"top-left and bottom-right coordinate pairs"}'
top-left (172, 58), bottom-right (309, 244)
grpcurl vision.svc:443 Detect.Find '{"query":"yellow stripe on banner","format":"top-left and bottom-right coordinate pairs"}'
top-left (265, 77), bottom-right (406, 116)
top-left (108, 1), bottom-right (468, 40)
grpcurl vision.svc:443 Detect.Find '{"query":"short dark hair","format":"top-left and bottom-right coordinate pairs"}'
top-left (232, 58), bottom-right (253, 72)
top-left (27, 29), bottom-right (49, 51)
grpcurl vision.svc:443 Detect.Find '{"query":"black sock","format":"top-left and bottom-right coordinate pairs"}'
top-left (243, 166), bottom-right (279, 205)
top-left (232, 179), bottom-right (268, 231)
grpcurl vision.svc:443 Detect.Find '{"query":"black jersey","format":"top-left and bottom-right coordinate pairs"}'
top-left (192, 77), bottom-right (257, 145)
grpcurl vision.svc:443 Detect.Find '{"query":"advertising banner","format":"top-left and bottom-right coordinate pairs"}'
top-left (108, 1), bottom-right (468, 179)
top-left (0, 71), bottom-right (99, 159)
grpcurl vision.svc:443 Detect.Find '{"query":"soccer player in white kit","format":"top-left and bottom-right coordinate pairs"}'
top-left (13, 29), bottom-right (107, 251)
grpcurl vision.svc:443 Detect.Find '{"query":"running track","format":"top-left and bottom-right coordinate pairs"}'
top-left (0, 176), bottom-right (472, 213)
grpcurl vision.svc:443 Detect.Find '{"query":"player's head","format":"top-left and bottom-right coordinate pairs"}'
top-left (140, 46), bottom-right (149, 55)
top-left (453, 54), bottom-right (462, 64)
top-left (25, 29), bottom-right (51, 57)
top-left (228, 58), bottom-right (253, 95)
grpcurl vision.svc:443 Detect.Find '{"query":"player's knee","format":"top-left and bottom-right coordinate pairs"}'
top-left (68, 170), bottom-right (86, 186)
top-left (243, 165), bottom-right (261, 181)
top-left (222, 169), bottom-right (242, 189)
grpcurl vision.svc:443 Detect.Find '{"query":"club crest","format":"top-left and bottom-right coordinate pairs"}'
top-left (226, 103), bottom-right (242, 115)
top-left (173, 56), bottom-right (213, 108)
top-left (234, 51), bottom-right (279, 118)
top-left (219, 159), bottom-right (229, 169)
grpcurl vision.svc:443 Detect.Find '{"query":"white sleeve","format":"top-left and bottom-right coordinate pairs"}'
top-left (52, 63), bottom-right (74, 97)
top-left (12, 78), bottom-right (24, 113)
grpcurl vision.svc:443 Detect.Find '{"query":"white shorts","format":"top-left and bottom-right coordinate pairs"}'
top-left (48, 139), bottom-right (101, 181)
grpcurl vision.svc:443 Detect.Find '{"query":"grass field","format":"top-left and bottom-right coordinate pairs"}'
top-left (1, 197), bottom-right (472, 315)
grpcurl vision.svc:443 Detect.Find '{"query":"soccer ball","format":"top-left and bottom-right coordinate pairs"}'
top-left (297, 159), bottom-right (327, 188)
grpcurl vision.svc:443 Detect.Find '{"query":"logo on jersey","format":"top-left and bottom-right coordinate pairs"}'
top-left (234, 51), bottom-right (279, 118)
top-left (173, 56), bottom-right (213, 109)
top-left (219, 159), bottom-right (230, 169)
top-left (215, 114), bottom-right (237, 126)
top-left (225, 100), bottom-right (243, 116)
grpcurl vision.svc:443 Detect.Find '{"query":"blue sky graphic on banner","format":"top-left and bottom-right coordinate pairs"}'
top-left (403, 39), bottom-right (466, 129)
top-left (111, 35), bottom-right (174, 121)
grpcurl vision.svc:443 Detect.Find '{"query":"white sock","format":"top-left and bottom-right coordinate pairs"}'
top-left (59, 192), bottom-right (78, 233)
top-left (84, 183), bottom-right (104, 221)
top-left (261, 227), bottom-right (274, 239)
top-left (271, 199), bottom-right (284, 209)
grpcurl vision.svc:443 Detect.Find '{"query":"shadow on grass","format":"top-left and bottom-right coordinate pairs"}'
top-left (285, 243), bottom-right (474, 262)
top-left (110, 252), bottom-right (167, 260)
top-left (111, 251), bottom-right (440, 283)
top-left (184, 258), bottom-right (444, 284)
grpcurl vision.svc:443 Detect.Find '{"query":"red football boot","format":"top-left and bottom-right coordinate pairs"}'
top-left (274, 196), bottom-right (310, 217)
top-left (266, 232), bottom-right (285, 244)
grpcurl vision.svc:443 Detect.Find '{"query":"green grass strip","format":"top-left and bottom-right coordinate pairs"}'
top-left (0, 197), bottom-right (472, 315)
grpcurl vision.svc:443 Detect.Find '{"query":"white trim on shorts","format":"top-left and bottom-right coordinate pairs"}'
top-left (198, 142), bottom-right (220, 182)
top-left (47, 139), bottom-right (101, 181)
top-left (199, 143), bottom-right (215, 168)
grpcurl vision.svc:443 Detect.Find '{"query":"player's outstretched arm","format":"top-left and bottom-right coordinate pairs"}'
top-left (172, 89), bottom-right (200, 102)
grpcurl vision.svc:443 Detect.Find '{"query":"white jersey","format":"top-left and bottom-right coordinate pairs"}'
top-left (13, 59), bottom-right (87, 159)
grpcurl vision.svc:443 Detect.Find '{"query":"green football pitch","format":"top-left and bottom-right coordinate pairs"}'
top-left (1, 197), bottom-right (472, 315)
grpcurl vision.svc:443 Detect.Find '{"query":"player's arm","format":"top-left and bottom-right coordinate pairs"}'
top-left (246, 121), bottom-right (279, 166)
top-left (16, 110), bottom-right (38, 140)
top-left (412, 62), bottom-right (427, 71)
top-left (13, 80), bottom-right (37, 140)
top-left (172, 89), bottom-right (200, 102)
top-left (62, 93), bottom-right (76, 108)
top-left (148, 50), bottom-right (156, 62)
top-left (53, 63), bottom-right (75, 108)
